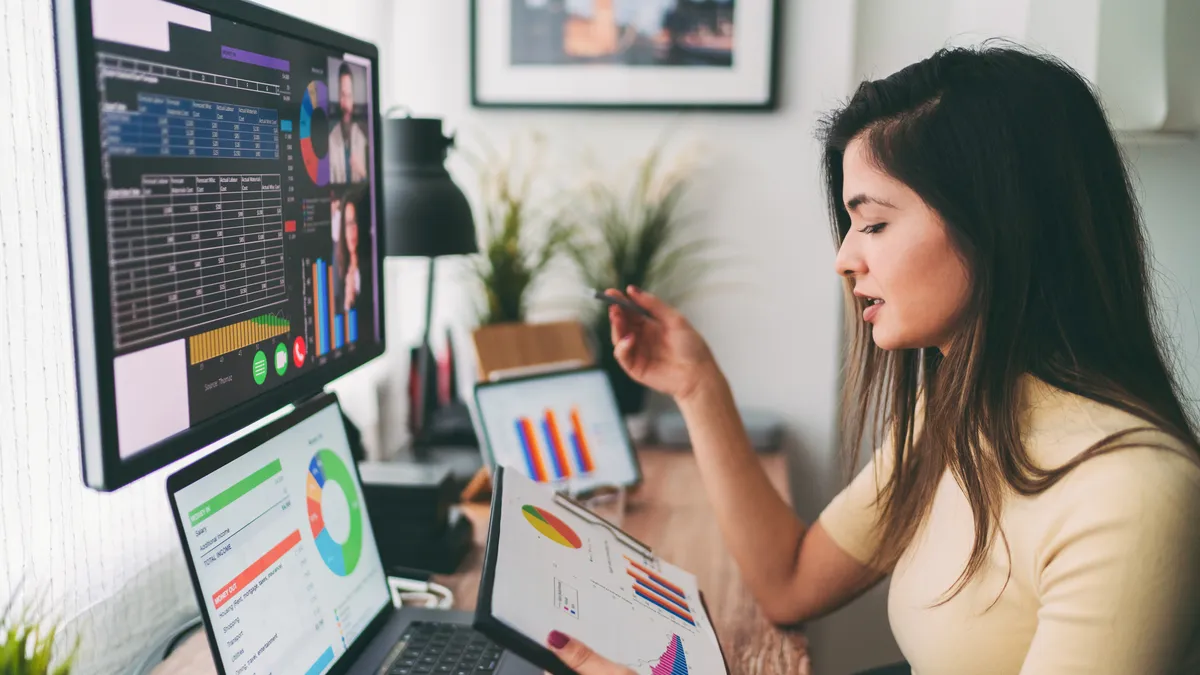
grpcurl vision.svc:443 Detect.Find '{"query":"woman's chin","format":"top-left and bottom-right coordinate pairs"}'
top-left (869, 326), bottom-right (905, 351)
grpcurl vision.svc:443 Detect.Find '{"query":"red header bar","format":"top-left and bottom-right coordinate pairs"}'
top-left (212, 529), bottom-right (301, 609)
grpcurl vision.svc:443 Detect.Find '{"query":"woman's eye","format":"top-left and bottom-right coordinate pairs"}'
top-left (858, 222), bottom-right (887, 234)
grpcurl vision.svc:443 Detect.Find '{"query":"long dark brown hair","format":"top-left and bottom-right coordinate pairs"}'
top-left (820, 44), bottom-right (1200, 598)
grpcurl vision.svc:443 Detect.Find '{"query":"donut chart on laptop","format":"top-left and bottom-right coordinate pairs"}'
top-left (307, 448), bottom-right (362, 576)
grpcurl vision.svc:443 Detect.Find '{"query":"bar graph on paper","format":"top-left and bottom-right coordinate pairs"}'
top-left (306, 257), bottom-right (358, 358)
top-left (626, 557), bottom-right (696, 628)
top-left (651, 635), bottom-right (689, 675)
top-left (514, 407), bottom-right (597, 483)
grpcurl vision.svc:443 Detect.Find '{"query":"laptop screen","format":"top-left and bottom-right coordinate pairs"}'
top-left (171, 399), bottom-right (389, 675)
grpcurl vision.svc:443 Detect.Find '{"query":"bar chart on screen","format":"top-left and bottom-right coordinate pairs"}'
top-left (514, 407), bottom-right (597, 483)
top-left (187, 312), bottom-right (290, 364)
top-left (304, 256), bottom-right (358, 359)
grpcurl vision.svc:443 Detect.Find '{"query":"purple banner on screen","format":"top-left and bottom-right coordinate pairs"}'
top-left (221, 46), bottom-right (290, 72)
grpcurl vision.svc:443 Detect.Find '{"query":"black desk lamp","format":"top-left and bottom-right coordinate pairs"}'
top-left (383, 115), bottom-right (476, 450)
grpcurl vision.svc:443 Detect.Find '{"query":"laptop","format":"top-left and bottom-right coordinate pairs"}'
top-left (167, 392), bottom-right (538, 675)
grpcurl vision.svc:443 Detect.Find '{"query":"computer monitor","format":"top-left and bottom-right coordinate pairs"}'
top-left (167, 393), bottom-right (391, 674)
top-left (53, 0), bottom-right (386, 490)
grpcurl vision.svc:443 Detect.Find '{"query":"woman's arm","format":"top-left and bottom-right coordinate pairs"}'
top-left (612, 287), bottom-right (883, 625)
top-left (678, 367), bottom-right (883, 624)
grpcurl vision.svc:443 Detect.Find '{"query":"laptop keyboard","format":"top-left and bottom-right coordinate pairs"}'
top-left (386, 621), bottom-right (504, 675)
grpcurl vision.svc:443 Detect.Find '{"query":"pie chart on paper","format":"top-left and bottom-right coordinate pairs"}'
top-left (522, 505), bottom-right (582, 549)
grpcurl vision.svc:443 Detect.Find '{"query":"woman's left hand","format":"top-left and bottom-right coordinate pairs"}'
top-left (546, 631), bottom-right (634, 675)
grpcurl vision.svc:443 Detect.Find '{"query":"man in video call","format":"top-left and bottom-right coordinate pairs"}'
top-left (329, 62), bottom-right (368, 183)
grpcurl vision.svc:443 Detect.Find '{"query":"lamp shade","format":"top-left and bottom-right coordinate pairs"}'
top-left (383, 116), bottom-right (477, 258)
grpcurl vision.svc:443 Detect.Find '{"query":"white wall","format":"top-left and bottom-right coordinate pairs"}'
top-left (1128, 139), bottom-right (1200, 420)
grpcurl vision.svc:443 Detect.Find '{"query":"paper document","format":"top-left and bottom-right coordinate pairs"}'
top-left (490, 471), bottom-right (727, 674)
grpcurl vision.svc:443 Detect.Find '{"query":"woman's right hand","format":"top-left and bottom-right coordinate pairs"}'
top-left (546, 631), bottom-right (634, 675)
top-left (606, 286), bottom-right (718, 403)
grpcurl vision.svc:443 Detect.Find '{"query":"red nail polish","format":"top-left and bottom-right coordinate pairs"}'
top-left (548, 630), bottom-right (570, 649)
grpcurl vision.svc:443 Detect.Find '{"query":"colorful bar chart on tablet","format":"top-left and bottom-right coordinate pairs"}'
top-left (570, 407), bottom-right (596, 473)
top-left (514, 407), bottom-right (600, 482)
top-left (516, 417), bottom-right (550, 482)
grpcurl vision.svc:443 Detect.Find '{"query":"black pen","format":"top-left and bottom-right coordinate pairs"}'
top-left (590, 288), bottom-right (655, 319)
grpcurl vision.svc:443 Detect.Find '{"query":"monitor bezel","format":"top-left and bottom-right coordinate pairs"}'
top-left (166, 391), bottom-right (394, 675)
top-left (53, 0), bottom-right (387, 491)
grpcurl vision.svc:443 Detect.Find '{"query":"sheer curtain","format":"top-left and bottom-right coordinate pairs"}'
top-left (1, 1), bottom-right (197, 672)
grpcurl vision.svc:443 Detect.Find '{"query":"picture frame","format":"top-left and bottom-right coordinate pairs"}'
top-left (470, 0), bottom-right (782, 111)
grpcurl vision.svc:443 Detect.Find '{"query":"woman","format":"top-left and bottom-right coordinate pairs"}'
top-left (335, 196), bottom-right (361, 312)
top-left (545, 45), bottom-right (1200, 675)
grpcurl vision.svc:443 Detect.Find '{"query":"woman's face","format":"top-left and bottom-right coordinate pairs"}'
top-left (344, 203), bottom-right (359, 253)
top-left (834, 136), bottom-right (970, 352)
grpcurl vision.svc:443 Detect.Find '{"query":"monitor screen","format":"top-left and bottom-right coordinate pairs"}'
top-left (170, 397), bottom-right (390, 675)
top-left (54, 0), bottom-right (385, 489)
top-left (474, 369), bottom-right (642, 495)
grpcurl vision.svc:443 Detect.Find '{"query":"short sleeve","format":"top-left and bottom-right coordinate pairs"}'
top-left (818, 445), bottom-right (894, 567)
top-left (1019, 447), bottom-right (1200, 675)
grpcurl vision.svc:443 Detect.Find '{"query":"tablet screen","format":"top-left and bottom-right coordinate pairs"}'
top-left (486, 470), bottom-right (726, 675)
top-left (475, 369), bottom-right (640, 494)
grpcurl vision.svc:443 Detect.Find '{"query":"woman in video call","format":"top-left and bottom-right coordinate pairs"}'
top-left (334, 196), bottom-right (361, 312)
top-left (544, 46), bottom-right (1200, 675)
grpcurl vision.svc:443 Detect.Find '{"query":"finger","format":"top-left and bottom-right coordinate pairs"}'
top-left (609, 305), bottom-right (628, 346)
top-left (613, 334), bottom-right (635, 369)
top-left (547, 631), bottom-right (629, 675)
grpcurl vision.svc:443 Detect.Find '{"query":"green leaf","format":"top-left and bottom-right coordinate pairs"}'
top-left (1, 589), bottom-right (77, 675)
top-left (559, 141), bottom-right (716, 310)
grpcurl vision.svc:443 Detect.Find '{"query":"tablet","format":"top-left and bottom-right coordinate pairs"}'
top-left (475, 467), bottom-right (729, 675)
top-left (473, 368), bottom-right (642, 495)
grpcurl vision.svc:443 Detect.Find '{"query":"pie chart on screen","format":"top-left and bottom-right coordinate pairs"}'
top-left (307, 449), bottom-right (363, 576)
top-left (299, 80), bottom-right (330, 186)
top-left (522, 505), bottom-right (581, 549)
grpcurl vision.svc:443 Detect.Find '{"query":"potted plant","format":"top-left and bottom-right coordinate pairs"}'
top-left (1, 601), bottom-right (77, 675)
top-left (466, 133), bottom-right (572, 326)
top-left (565, 143), bottom-right (714, 416)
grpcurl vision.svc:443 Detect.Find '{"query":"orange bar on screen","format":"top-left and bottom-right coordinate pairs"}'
top-left (523, 418), bottom-right (550, 482)
top-left (571, 407), bottom-right (596, 473)
top-left (545, 409), bottom-right (572, 478)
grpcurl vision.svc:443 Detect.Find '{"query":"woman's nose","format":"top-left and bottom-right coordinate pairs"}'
top-left (834, 233), bottom-right (867, 278)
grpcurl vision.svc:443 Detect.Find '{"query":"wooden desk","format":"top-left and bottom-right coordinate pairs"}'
top-left (154, 449), bottom-right (810, 675)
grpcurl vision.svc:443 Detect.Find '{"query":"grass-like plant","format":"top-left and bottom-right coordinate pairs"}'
top-left (467, 133), bottom-right (572, 326)
top-left (564, 144), bottom-right (715, 413)
top-left (1, 596), bottom-right (77, 675)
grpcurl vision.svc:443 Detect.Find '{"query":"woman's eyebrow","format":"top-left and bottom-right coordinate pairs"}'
top-left (845, 193), bottom-right (897, 211)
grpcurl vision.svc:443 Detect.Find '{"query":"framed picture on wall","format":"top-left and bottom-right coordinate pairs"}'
top-left (470, 0), bottom-right (782, 110)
